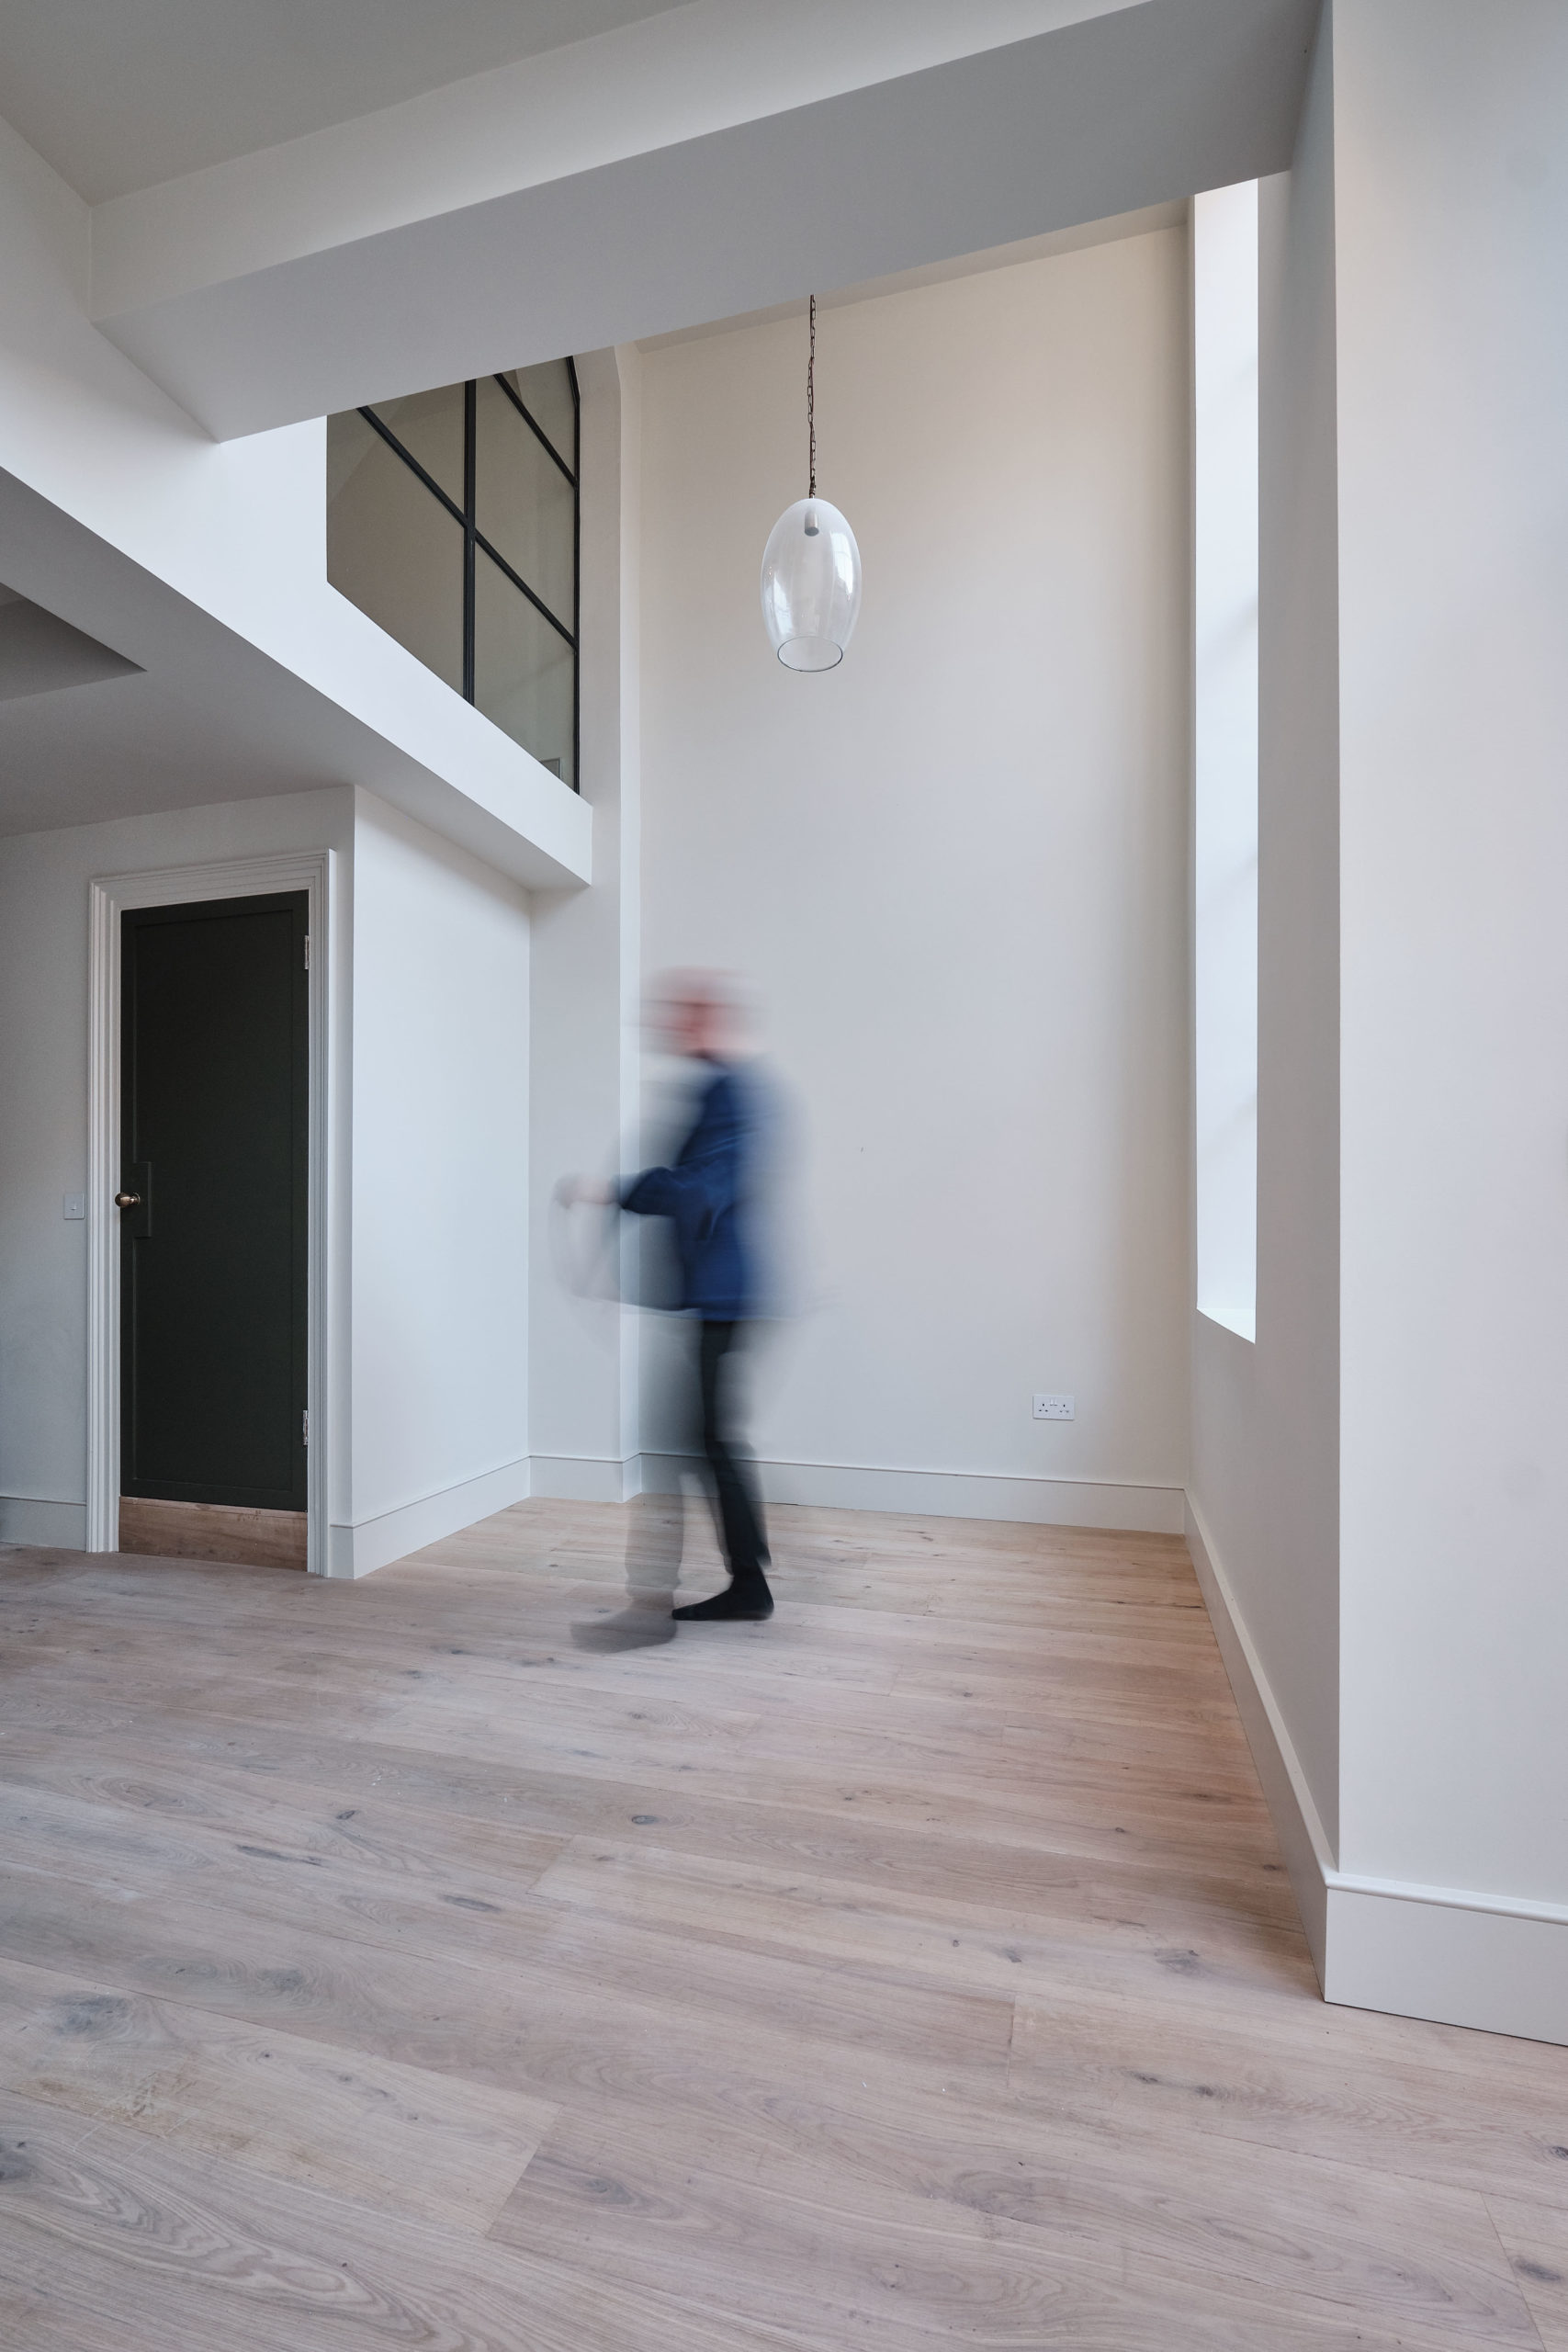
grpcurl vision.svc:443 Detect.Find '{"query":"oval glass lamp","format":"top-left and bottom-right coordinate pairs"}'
top-left (761, 496), bottom-right (863, 671)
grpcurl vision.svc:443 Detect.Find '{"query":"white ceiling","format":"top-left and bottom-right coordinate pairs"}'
top-left (0, 0), bottom-right (691, 202)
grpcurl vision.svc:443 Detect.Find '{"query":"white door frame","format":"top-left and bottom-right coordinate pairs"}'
top-left (87, 852), bottom-right (333, 1574)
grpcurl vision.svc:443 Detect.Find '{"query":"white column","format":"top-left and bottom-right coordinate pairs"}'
top-left (527, 345), bottom-right (646, 1498)
top-left (1328, 0), bottom-right (1568, 2035)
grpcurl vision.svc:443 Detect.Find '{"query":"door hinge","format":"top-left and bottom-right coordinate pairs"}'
top-left (302, 1408), bottom-right (310, 1447)
top-left (303, 933), bottom-right (311, 971)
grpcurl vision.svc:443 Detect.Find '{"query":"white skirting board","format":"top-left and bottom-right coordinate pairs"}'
top-left (1186, 1493), bottom-right (1568, 2047)
top-left (0, 1495), bottom-right (88, 1549)
top-left (528, 1454), bottom-right (643, 1505)
top-left (325, 1456), bottom-right (533, 1577)
top-left (322, 1453), bottom-right (1182, 1574)
top-left (1324, 1883), bottom-right (1568, 2047)
top-left (1182, 1494), bottom-right (1332, 1980)
top-left (645, 1454), bottom-right (1186, 1533)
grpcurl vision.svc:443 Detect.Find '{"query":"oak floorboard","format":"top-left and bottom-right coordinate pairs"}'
top-left (1010, 1989), bottom-right (1568, 2202)
top-left (0, 2087), bottom-right (1485, 2352)
top-left (24, 1635), bottom-right (1259, 1809)
top-left (492, 2097), bottom-right (1540, 2352)
top-left (0, 1953), bottom-right (553, 2233)
top-left (1485, 2196), bottom-right (1568, 2352)
top-left (0, 1856), bottom-right (1013, 2098)
top-left (527, 1833), bottom-right (1315, 2018)
top-left (0, 2087), bottom-right (811, 2352)
top-left (0, 1718), bottom-right (1301, 1951)
top-left (0, 1674), bottom-right (1286, 1883)
top-left (1, 1498), bottom-right (1561, 2352)
top-left (0, 1734), bottom-right (574, 1891)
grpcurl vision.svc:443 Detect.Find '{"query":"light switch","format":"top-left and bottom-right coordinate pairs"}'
top-left (62, 1193), bottom-right (85, 1220)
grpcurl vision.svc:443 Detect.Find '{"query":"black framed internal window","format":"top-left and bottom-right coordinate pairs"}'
top-left (326, 362), bottom-right (580, 791)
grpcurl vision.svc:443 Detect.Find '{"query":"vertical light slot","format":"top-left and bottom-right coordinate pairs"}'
top-left (1193, 181), bottom-right (1259, 1342)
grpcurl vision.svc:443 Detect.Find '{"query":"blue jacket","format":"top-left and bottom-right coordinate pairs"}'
top-left (618, 1064), bottom-right (764, 1318)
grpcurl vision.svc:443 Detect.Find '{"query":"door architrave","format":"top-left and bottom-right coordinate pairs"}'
top-left (87, 852), bottom-right (333, 1574)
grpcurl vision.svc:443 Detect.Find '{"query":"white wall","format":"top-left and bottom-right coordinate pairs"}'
top-left (636, 229), bottom-right (1190, 1526)
top-left (0, 789), bottom-right (354, 1549)
top-left (341, 792), bottom-right (531, 1570)
top-left (1332, 0), bottom-right (1568, 1907)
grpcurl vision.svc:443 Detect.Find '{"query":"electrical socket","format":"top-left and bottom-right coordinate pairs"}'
top-left (1033, 1393), bottom-right (1074, 1420)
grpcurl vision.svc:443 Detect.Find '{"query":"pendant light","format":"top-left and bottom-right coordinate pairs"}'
top-left (761, 296), bottom-right (862, 670)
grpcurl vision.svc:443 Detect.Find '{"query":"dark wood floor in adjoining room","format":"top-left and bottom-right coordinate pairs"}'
top-left (0, 1499), bottom-right (1563, 2351)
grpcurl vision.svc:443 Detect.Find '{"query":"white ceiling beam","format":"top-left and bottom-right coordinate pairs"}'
top-left (91, 0), bottom-right (1319, 440)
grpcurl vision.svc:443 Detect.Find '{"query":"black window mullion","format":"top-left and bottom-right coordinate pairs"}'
top-left (462, 380), bottom-right (477, 706)
top-left (493, 373), bottom-right (576, 486)
top-left (473, 530), bottom-right (575, 648)
top-left (357, 406), bottom-right (466, 527)
top-left (570, 356), bottom-right (581, 797)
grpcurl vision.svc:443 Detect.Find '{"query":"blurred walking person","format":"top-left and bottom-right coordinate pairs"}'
top-left (558, 974), bottom-right (777, 1622)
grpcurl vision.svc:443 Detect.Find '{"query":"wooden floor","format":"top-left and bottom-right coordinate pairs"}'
top-left (118, 1495), bottom-right (309, 1570)
top-left (0, 1499), bottom-right (1564, 2352)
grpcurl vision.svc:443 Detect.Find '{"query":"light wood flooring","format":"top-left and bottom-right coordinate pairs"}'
top-left (0, 1497), bottom-right (1563, 2351)
top-left (118, 1494), bottom-right (308, 1569)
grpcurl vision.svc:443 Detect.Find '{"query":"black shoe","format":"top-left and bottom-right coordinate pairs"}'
top-left (672, 1581), bottom-right (773, 1623)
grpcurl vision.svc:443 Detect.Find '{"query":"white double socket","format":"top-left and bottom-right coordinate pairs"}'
top-left (1033, 1392), bottom-right (1075, 1420)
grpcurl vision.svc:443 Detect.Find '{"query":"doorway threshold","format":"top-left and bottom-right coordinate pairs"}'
top-left (118, 1496), bottom-right (307, 1570)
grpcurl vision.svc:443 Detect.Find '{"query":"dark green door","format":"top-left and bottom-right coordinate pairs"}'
top-left (120, 893), bottom-right (309, 1511)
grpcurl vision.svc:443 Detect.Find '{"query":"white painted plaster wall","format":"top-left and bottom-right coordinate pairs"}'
top-left (1189, 14), bottom-right (1342, 1867)
top-left (0, 789), bottom-right (354, 1549)
top-left (1332, 0), bottom-right (1568, 1905)
top-left (344, 792), bottom-right (531, 1558)
top-left (636, 230), bottom-right (1190, 1510)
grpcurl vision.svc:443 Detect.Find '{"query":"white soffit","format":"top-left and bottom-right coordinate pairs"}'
top-left (0, 470), bottom-right (592, 886)
top-left (0, 582), bottom-right (142, 701)
top-left (83, 0), bottom-right (1320, 439)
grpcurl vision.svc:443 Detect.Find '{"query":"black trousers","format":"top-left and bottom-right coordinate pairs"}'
top-left (697, 1319), bottom-right (769, 1581)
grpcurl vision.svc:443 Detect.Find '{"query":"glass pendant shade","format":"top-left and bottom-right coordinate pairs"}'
top-left (761, 497), bottom-right (862, 671)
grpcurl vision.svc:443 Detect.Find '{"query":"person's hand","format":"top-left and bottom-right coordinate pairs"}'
top-left (555, 1173), bottom-right (615, 1207)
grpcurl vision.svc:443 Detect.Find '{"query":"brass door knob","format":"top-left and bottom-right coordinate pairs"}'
top-left (114, 1192), bottom-right (141, 1208)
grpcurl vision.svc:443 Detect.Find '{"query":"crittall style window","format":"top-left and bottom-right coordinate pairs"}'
top-left (327, 362), bottom-right (580, 789)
